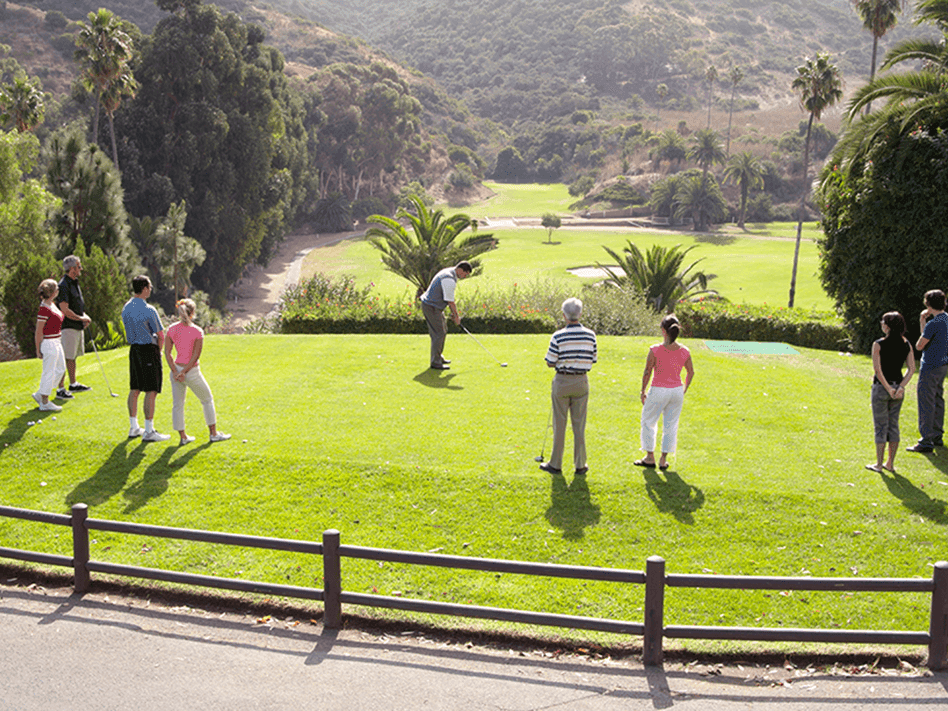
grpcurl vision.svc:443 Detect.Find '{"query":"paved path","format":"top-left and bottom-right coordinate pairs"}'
top-left (2, 579), bottom-right (946, 710)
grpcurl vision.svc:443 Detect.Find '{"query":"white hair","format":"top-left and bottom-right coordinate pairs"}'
top-left (562, 297), bottom-right (583, 321)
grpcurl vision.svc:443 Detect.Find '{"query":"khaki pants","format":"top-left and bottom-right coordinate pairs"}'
top-left (171, 364), bottom-right (217, 431)
top-left (548, 373), bottom-right (589, 471)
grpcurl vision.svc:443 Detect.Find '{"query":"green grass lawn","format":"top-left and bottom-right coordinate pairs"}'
top-left (307, 224), bottom-right (831, 310)
top-left (2, 334), bottom-right (945, 644)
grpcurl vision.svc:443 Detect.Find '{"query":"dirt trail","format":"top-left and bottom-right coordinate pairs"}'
top-left (223, 227), bottom-right (362, 328)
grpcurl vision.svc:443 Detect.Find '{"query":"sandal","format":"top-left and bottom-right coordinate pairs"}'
top-left (865, 463), bottom-right (883, 473)
top-left (634, 458), bottom-right (656, 468)
top-left (659, 462), bottom-right (669, 470)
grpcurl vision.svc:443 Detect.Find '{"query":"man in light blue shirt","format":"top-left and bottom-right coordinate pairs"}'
top-left (121, 276), bottom-right (169, 442)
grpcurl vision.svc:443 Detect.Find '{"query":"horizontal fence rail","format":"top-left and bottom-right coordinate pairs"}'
top-left (0, 504), bottom-right (945, 669)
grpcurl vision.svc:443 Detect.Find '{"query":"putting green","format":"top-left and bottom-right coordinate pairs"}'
top-left (703, 340), bottom-right (800, 355)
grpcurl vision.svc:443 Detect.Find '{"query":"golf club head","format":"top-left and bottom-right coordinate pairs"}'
top-left (534, 455), bottom-right (544, 462)
top-left (500, 362), bottom-right (508, 367)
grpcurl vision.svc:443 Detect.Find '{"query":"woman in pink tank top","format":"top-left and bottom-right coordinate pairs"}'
top-left (635, 314), bottom-right (694, 470)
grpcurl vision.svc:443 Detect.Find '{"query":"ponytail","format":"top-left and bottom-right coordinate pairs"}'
top-left (176, 298), bottom-right (196, 326)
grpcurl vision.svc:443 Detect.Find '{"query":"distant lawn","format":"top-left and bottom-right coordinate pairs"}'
top-left (2, 334), bottom-right (946, 645)
top-left (306, 224), bottom-right (832, 310)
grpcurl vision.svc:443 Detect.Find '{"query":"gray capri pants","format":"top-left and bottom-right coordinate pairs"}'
top-left (871, 381), bottom-right (904, 443)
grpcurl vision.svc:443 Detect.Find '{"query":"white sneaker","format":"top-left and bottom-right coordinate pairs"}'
top-left (39, 401), bottom-right (62, 412)
top-left (128, 427), bottom-right (145, 439)
top-left (142, 430), bottom-right (171, 442)
top-left (32, 392), bottom-right (43, 408)
top-left (210, 432), bottom-right (232, 442)
top-left (180, 435), bottom-right (196, 445)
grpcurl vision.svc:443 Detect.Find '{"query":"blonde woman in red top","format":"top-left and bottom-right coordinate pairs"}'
top-left (163, 298), bottom-right (230, 445)
top-left (33, 279), bottom-right (67, 412)
top-left (636, 314), bottom-right (694, 470)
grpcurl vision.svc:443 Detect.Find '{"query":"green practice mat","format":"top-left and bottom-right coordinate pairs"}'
top-left (704, 340), bottom-right (800, 355)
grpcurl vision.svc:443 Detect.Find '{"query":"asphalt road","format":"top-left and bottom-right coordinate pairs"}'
top-left (2, 578), bottom-right (947, 711)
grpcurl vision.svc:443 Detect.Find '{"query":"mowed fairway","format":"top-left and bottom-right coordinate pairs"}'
top-left (2, 334), bottom-right (946, 645)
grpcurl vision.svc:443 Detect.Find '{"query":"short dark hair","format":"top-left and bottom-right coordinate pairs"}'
top-left (131, 275), bottom-right (152, 294)
top-left (455, 261), bottom-right (473, 275)
top-left (925, 289), bottom-right (946, 311)
top-left (661, 314), bottom-right (680, 343)
top-left (882, 311), bottom-right (905, 338)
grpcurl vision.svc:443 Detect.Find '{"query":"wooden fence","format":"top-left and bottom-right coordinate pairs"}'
top-left (1, 503), bottom-right (946, 668)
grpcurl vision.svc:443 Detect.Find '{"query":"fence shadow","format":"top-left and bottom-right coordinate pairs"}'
top-left (880, 470), bottom-right (948, 526)
top-left (544, 472), bottom-right (600, 540)
top-left (65, 440), bottom-right (146, 508)
top-left (644, 469), bottom-right (704, 524)
top-left (123, 443), bottom-right (210, 513)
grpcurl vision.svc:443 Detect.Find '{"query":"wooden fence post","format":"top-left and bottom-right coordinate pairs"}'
top-left (71, 504), bottom-right (90, 593)
top-left (643, 555), bottom-right (665, 666)
top-left (929, 560), bottom-right (948, 670)
top-left (322, 529), bottom-right (341, 629)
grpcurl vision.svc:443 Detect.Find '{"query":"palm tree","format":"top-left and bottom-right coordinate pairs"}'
top-left (99, 70), bottom-right (139, 171)
top-left (675, 173), bottom-right (727, 232)
top-left (366, 195), bottom-right (497, 298)
top-left (688, 128), bottom-right (726, 181)
top-left (599, 241), bottom-right (717, 312)
top-left (788, 52), bottom-right (842, 308)
top-left (74, 9), bottom-right (135, 149)
top-left (0, 77), bottom-right (45, 133)
top-left (705, 65), bottom-right (718, 128)
top-left (653, 129), bottom-right (687, 171)
top-left (850, 0), bottom-right (905, 112)
top-left (655, 82), bottom-right (668, 125)
top-left (725, 66), bottom-right (743, 155)
top-left (648, 172), bottom-right (687, 223)
top-left (723, 151), bottom-right (764, 228)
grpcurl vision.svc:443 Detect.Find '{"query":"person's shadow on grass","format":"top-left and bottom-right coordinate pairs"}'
top-left (65, 440), bottom-right (147, 508)
top-left (879, 470), bottom-right (948, 526)
top-left (544, 472), bottom-right (600, 540)
top-left (643, 469), bottom-right (704, 524)
top-left (0, 410), bottom-right (42, 457)
top-left (413, 368), bottom-right (462, 390)
top-left (122, 443), bottom-right (209, 513)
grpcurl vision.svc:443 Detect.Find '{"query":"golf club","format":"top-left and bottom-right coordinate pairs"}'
top-left (90, 339), bottom-right (119, 397)
top-left (460, 324), bottom-right (507, 367)
top-left (535, 405), bottom-right (552, 462)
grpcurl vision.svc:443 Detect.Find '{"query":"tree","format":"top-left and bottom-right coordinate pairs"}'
top-left (723, 151), bottom-right (764, 228)
top-left (850, 0), bottom-right (905, 112)
top-left (725, 66), bottom-right (743, 155)
top-left (788, 52), bottom-right (842, 308)
top-left (688, 128), bottom-right (725, 181)
top-left (655, 82), bottom-right (668, 125)
top-left (0, 77), bottom-right (45, 133)
top-left (541, 212), bottom-right (562, 243)
top-left (129, 201), bottom-right (206, 304)
top-left (74, 9), bottom-right (135, 151)
top-left (705, 65), bottom-right (718, 129)
top-left (674, 173), bottom-right (727, 232)
top-left (599, 241), bottom-right (717, 312)
top-left (653, 129), bottom-right (687, 171)
top-left (366, 195), bottom-right (497, 298)
top-left (1, 251), bottom-right (59, 357)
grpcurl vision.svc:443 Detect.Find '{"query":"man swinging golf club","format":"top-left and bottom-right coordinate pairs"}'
top-left (540, 297), bottom-right (597, 476)
top-left (420, 261), bottom-right (472, 370)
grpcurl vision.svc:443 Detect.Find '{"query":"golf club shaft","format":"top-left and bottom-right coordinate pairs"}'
top-left (539, 404), bottom-right (552, 460)
top-left (90, 339), bottom-right (117, 397)
top-left (460, 324), bottom-right (504, 366)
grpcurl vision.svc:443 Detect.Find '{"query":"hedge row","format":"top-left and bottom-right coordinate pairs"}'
top-left (282, 313), bottom-right (552, 334)
top-left (676, 300), bottom-right (850, 351)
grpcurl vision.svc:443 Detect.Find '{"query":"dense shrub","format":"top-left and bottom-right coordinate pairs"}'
top-left (1, 252), bottom-right (59, 358)
top-left (676, 299), bottom-right (849, 351)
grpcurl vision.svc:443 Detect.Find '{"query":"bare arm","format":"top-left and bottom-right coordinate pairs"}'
top-left (447, 300), bottom-right (460, 326)
top-left (180, 338), bottom-right (203, 375)
top-left (870, 342), bottom-right (896, 397)
top-left (57, 300), bottom-right (91, 326)
top-left (641, 350), bottom-right (656, 404)
top-left (901, 342), bottom-right (916, 395)
top-left (34, 317), bottom-right (44, 358)
top-left (683, 355), bottom-right (694, 394)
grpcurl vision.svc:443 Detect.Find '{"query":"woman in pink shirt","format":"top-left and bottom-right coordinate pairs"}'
top-left (635, 314), bottom-right (694, 470)
top-left (33, 279), bottom-right (67, 412)
top-left (163, 298), bottom-right (230, 445)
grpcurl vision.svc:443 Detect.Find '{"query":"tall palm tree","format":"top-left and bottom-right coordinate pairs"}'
top-left (0, 77), bottom-right (45, 133)
top-left (850, 0), bottom-right (905, 112)
top-left (688, 128), bottom-right (726, 181)
top-left (723, 151), bottom-right (764, 228)
top-left (705, 65), bottom-right (718, 128)
top-left (366, 195), bottom-right (497, 298)
top-left (725, 66), bottom-right (743, 155)
top-left (74, 9), bottom-right (135, 148)
top-left (99, 70), bottom-right (139, 170)
top-left (655, 82), bottom-right (668, 126)
top-left (599, 241), bottom-right (717, 312)
top-left (788, 52), bottom-right (842, 308)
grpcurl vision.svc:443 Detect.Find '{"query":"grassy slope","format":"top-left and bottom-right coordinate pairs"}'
top-left (2, 335), bottom-right (946, 638)
top-left (309, 181), bottom-right (830, 310)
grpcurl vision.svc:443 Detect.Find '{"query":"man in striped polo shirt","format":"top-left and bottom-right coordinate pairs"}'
top-left (540, 297), bottom-right (597, 476)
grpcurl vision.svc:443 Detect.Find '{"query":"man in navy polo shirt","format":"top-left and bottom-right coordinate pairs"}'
top-left (121, 275), bottom-right (170, 442)
top-left (908, 289), bottom-right (948, 453)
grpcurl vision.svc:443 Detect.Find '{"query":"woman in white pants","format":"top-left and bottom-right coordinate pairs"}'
top-left (635, 314), bottom-right (694, 470)
top-left (163, 298), bottom-right (230, 445)
top-left (33, 279), bottom-right (67, 412)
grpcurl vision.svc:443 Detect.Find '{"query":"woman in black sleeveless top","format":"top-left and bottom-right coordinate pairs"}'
top-left (867, 312), bottom-right (915, 473)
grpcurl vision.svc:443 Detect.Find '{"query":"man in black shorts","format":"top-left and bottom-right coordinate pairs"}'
top-left (120, 276), bottom-right (169, 442)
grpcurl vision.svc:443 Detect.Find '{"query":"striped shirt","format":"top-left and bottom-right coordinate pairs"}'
top-left (545, 323), bottom-right (597, 373)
